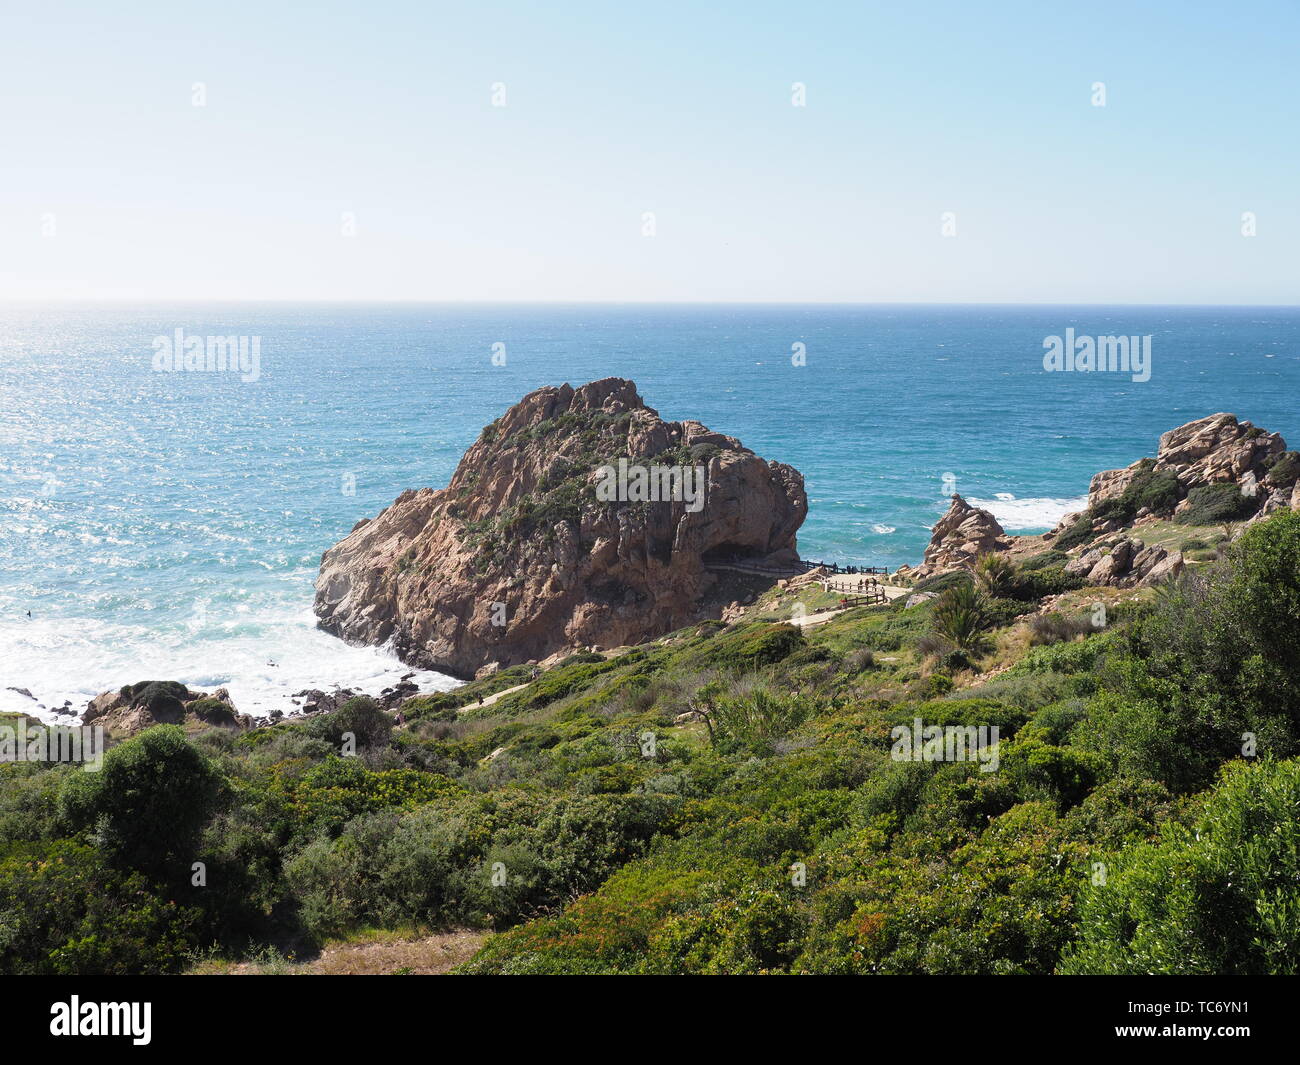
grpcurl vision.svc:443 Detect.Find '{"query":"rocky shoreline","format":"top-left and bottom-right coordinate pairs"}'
top-left (31, 397), bottom-right (1299, 739)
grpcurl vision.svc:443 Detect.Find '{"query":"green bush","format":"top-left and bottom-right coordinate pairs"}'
top-left (1009, 563), bottom-right (1083, 601)
top-left (1054, 516), bottom-right (1094, 551)
top-left (1019, 550), bottom-right (1070, 572)
top-left (929, 584), bottom-right (993, 653)
top-left (974, 554), bottom-right (1016, 597)
top-left (308, 695), bottom-right (392, 749)
top-left (710, 689), bottom-right (816, 750)
top-left (120, 680), bottom-right (189, 721)
top-left (1077, 511), bottom-right (1300, 791)
top-left (913, 569), bottom-right (973, 595)
top-left (187, 697), bottom-right (238, 727)
top-left (1183, 483), bottom-right (1250, 525)
top-left (58, 726), bottom-right (220, 879)
top-left (1264, 450), bottom-right (1300, 486)
top-left (681, 623), bottom-right (804, 672)
top-left (0, 840), bottom-right (199, 974)
top-left (1061, 758), bottom-right (1300, 973)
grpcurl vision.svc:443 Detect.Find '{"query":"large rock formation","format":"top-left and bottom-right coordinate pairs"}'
top-left (314, 378), bottom-right (807, 678)
top-left (1087, 413), bottom-right (1294, 520)
top-left (912, 495), bottom-right (1008, 578)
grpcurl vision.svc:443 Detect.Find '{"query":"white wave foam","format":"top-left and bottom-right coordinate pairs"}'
top-left (0, 608), bottom-right (460, 725)
top-left (967, 494), bottom-right (1088, 531)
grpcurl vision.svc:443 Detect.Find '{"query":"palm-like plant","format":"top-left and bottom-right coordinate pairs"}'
top-left (973, 553), bottom-right (1016, 597)
top-left (929, 581), bottom-right (994, 653)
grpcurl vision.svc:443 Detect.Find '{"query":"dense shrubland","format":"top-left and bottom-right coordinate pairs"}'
top-left (4, 512), bottom-right (1300, 974)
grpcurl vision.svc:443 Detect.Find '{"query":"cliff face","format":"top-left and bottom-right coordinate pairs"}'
top-left (314, 378), bottom-right (807, 678)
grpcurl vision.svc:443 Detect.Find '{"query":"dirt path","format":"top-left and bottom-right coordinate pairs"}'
top-left (463, 682), bottom-right (529, 710)
top-left (192, 930), bottom-right (487, 975)
top-left (791, 583), bottom-right (909, 628)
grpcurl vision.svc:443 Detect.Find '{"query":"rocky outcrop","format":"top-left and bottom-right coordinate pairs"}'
top-left (314, 378), bottom-right (808, 678)
top-left (83, 682), bottom-right (253, 737)
top-left (913, 495), bottom-right (1008, 578)
top-left (1088, 413), bottom-right (1293, 517)
top-left (1063, 537), bottom-right (1183, 588)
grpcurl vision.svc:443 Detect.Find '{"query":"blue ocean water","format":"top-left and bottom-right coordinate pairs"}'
top-left (3, 303), bottom-right (1298, 719)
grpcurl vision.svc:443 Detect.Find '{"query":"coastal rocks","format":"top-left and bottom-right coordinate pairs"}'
top-left (1064, 549), bottom-right (1104, 578)
top-left (1088, 413), bottom-right (1291, 515)
top-left (314, 378), bottom-right (808, 678)
top-left (912, 495), bottom-right (1008, 578)
top-left (83, 681), bottom-right (254, 737)
top-left (291, 688), bottom-right (358, 715)
top-left (782, 566), bottom-right (829, 590)
top-left (1064, 537), bottom-right (1183, 588)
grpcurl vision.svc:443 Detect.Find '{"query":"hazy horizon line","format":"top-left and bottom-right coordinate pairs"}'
top-left (3, 298), bottom-right (1299, 309)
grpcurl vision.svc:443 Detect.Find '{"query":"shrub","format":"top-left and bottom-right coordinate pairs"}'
top-left (187, 697), bottom-right (238, 727)
top-left (913, 569), bottom-right (972, 596)
top-left (1264, 450), bottom-right (1300, 486)
top-left (556, 651), bottom-right (606, 668)
top-left (58, 726), bottom-right (220, 879)
top-left (1061, 758), bottom-right (1300, 974)
top-left (1054, 516), bottom-right (1094, 551)
top-left (1121, 466), bottom-right (1180, 517)
top-left (1019, 550), bottom-right (1069, 572)
top-left (710, 689), bottom-right (816, 749)
top-left (1029, 611), bottom-right (1098, 645)
top-left (923, 673), bottom-right (955, 696)
top-left (1001, 737), bottom-right (1105, 809)
top-left (842, 647), bottom-right (876, 673)
top-left (687, 623), bottom-right (804, 672)
top-left (120, 680), bottom-right (189, 721)
top-left (308, 695), bottom-right (392, 750)
top-left (899, 696), bottom-right (1028, 737)
top-left (1077, 511), bottom-right (1300, 791)
top-left (0, 840), bottom-right (199, 974)
top-left (1183, 483), bottom-right (1249, 525)
top-left (974, 554), bottom-right (1016, 597)
top-left (1091, 466), bottom-right (1180, 525)
top-left (1010, 563), bottom-right (1083, 601)
top-left (929, 584), bottom-right (994, 653)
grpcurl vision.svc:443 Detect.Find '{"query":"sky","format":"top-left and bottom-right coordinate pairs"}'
top-left (1, 0), bottom-right (1297, 303)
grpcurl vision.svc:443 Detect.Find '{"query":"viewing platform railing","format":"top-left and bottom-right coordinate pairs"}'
top-left (707, 556), bottom-right (890, 577)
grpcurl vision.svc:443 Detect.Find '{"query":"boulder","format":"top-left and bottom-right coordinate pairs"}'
top-left (1064, 548), bottom-right (1103, 577)
top-left (1077, 538), bottom-right (1183, 588)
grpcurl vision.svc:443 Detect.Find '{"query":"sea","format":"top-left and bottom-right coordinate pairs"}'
top-left (3, 303), bottom-right (1298, 721)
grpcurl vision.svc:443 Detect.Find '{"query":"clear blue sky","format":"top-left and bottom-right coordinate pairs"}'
top-left (2, 0), bottom-right (1297, 302)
